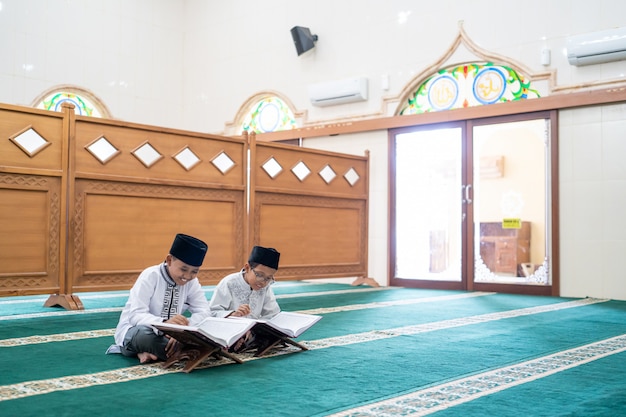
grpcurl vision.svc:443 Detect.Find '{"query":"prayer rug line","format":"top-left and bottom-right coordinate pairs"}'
top-left (326, 333), bottom-right (626, 417)
top-left (0, 297), bottom-right (607, 401)
top-left (0, 281), bottom-right (376, 307)
top-left (0, 286), bottom-right (391, 321)
top-left (0, 291), bottom-right (493, 347)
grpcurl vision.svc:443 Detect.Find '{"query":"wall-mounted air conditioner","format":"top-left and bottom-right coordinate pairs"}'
top-left (308, 77), bottom-right (368, 107)
top-left (566, 26), bottom-right (626, 66)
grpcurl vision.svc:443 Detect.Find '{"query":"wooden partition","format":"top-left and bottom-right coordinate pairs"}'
top-left (250, 133), bottom-right (370, 282)
top-left (66, 110), bottom-right (248, 299)
top-left (0, 103), bottom-right (370, 308)
top-left (0, 104), bottom-right (69, 298)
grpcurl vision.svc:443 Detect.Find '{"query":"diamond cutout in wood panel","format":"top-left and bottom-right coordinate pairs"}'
top-left (85, 136), bottom-right (120, 164)
top-left (344, 167), bottom-right (360, 186)
top-left (132, 142), bottom-right (163, 168)
top-left (211, 151), bottom-right (236, 174)
top-left (291, 160), bottom-right (311, 182)
top-left (319, 164), bottom-right (337, 184)
top-left (173, 146), bottom-right (201, 171)
top-left (10, 127), bottom-right (51, 157)
top-left (262, 157), bottom-right (283, 178)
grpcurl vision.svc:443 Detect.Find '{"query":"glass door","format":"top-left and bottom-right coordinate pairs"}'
top-left (390, 113), bottom-right (557, 295)
top-left (390, 123), bottom-right (466, 289)
top-left (471, 116), bottom-right (552, 290)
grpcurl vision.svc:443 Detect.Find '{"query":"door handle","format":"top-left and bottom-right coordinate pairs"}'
top-left (465, 184), bottom-right (472, 204)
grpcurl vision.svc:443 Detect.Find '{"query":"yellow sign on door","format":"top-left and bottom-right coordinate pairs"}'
top-left (502, 218), bottom-right (521, 229)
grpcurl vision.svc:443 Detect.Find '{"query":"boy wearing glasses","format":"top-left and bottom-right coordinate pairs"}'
top-left (208, 246), bottom-right (281, 351)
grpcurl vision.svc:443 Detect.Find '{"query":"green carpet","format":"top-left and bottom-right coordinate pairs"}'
top-left (1, 282), bottom-right (625, 417)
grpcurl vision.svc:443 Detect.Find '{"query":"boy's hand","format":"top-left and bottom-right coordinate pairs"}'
top-left (166, 314), bottom-right (189, 326)
top-left (230, 304), bottom-right (251, 317)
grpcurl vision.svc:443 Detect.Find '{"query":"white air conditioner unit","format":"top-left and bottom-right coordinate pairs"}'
top-left (567, 26), bottom-right (626, 66)
top-left (308, 77), bottom-right (368, 107)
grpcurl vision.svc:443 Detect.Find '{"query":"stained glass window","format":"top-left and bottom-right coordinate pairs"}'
top-left (37, 91), bottom-right (102, 117)
top-left (400, 63), bottom-right (540, 115)
top-left (242, 97), bottom-right (297, 133)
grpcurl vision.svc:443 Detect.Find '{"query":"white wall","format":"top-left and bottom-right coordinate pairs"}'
top-left (559, 103), bottom-right (626, 300)
top-left (180, 0), bottom-right (626, 133)
top-left (3, 0), bottom-right (626, 132)
top-left (1, 0), bottom-right (625, 299)
top-left (0, 0), bottom-right (186, 128)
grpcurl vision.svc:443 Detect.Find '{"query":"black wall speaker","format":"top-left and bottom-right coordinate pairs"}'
top-left (290, 26), bottom-right (318, 56)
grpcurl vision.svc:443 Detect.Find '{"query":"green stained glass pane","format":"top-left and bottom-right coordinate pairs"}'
top-left (38, 92), bottom-right (101, 117)
top-left (242, 97), bottom-right (297, 133)
top-left (400, 63), bottom-right (540, 115)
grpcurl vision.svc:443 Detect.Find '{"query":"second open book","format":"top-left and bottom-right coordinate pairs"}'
top-left (248, 311), bottom-right (322, 338)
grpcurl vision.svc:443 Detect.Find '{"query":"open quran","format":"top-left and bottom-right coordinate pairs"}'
top-left (254, 311), bottom-right (322, 338)
top-left (153, 316), bottom-right (256, 372)
top-left (245, 311), bottom-right (322, 356)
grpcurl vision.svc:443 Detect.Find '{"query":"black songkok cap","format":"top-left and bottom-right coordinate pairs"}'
top-left (169, 234), bottom-right (208, 267)
top-left (248, 246), bottom-right (280, 270)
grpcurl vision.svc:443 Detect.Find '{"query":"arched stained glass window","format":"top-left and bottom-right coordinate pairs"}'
top-left (400, 62), bottom-right (540, 115)
top-left (37, 91), bottom-right (102, 117)
top-left (241, 96), bottom-right (297, 133)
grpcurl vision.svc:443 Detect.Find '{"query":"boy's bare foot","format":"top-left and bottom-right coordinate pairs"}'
top-left (137, 352), bottom-right (158, 363)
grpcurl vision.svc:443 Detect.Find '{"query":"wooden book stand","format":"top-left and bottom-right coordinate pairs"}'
top-left (252, 325), bottom-right (309, 357)
top-left (156, 326), bottom-right (243, 373)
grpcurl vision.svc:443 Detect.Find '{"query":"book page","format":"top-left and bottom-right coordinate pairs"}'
top-left (262, 312), bottom-right (322, 338)
top-left (196, 317), bottom-right (256, 347)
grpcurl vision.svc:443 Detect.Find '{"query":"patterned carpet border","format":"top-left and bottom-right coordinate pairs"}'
top-left (327, 333), bottom-right (626, 416)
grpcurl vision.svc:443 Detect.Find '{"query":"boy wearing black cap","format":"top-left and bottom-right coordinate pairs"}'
top-left (107, 233), bottom-right (212, 363)
top-left (208, 246), bottom-right (281, 351)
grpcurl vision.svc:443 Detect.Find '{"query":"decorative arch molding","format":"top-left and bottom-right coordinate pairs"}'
top-left (236, 22), bottom-right (625, 139)
top-left (389, 21), bottom-right (556, 116)
top-left (223, 90), bottom-right (306, 137)
top-left (31, 84), bottom-right (113, 119)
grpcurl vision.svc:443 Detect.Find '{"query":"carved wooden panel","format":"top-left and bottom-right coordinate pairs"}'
top-left (251, 140), bottom-right (369, 281)
top-left (253, 192), bottom-right (367, 280)
top-left (73, 118), bottom-right (246, 189)
top-left (0, 174), bottom-right (61, 295)
top-left (69, 179), bottom-right (245, 291)
top-left (0, 106), bottom-right (65, 174)
top-left (254, 141), bottom-right (368, 198)
top-left (0, 104), bottom-right (66, 296)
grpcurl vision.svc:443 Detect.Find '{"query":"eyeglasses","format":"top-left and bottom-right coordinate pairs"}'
top-left (250, 267), bottom-right (275, 285)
